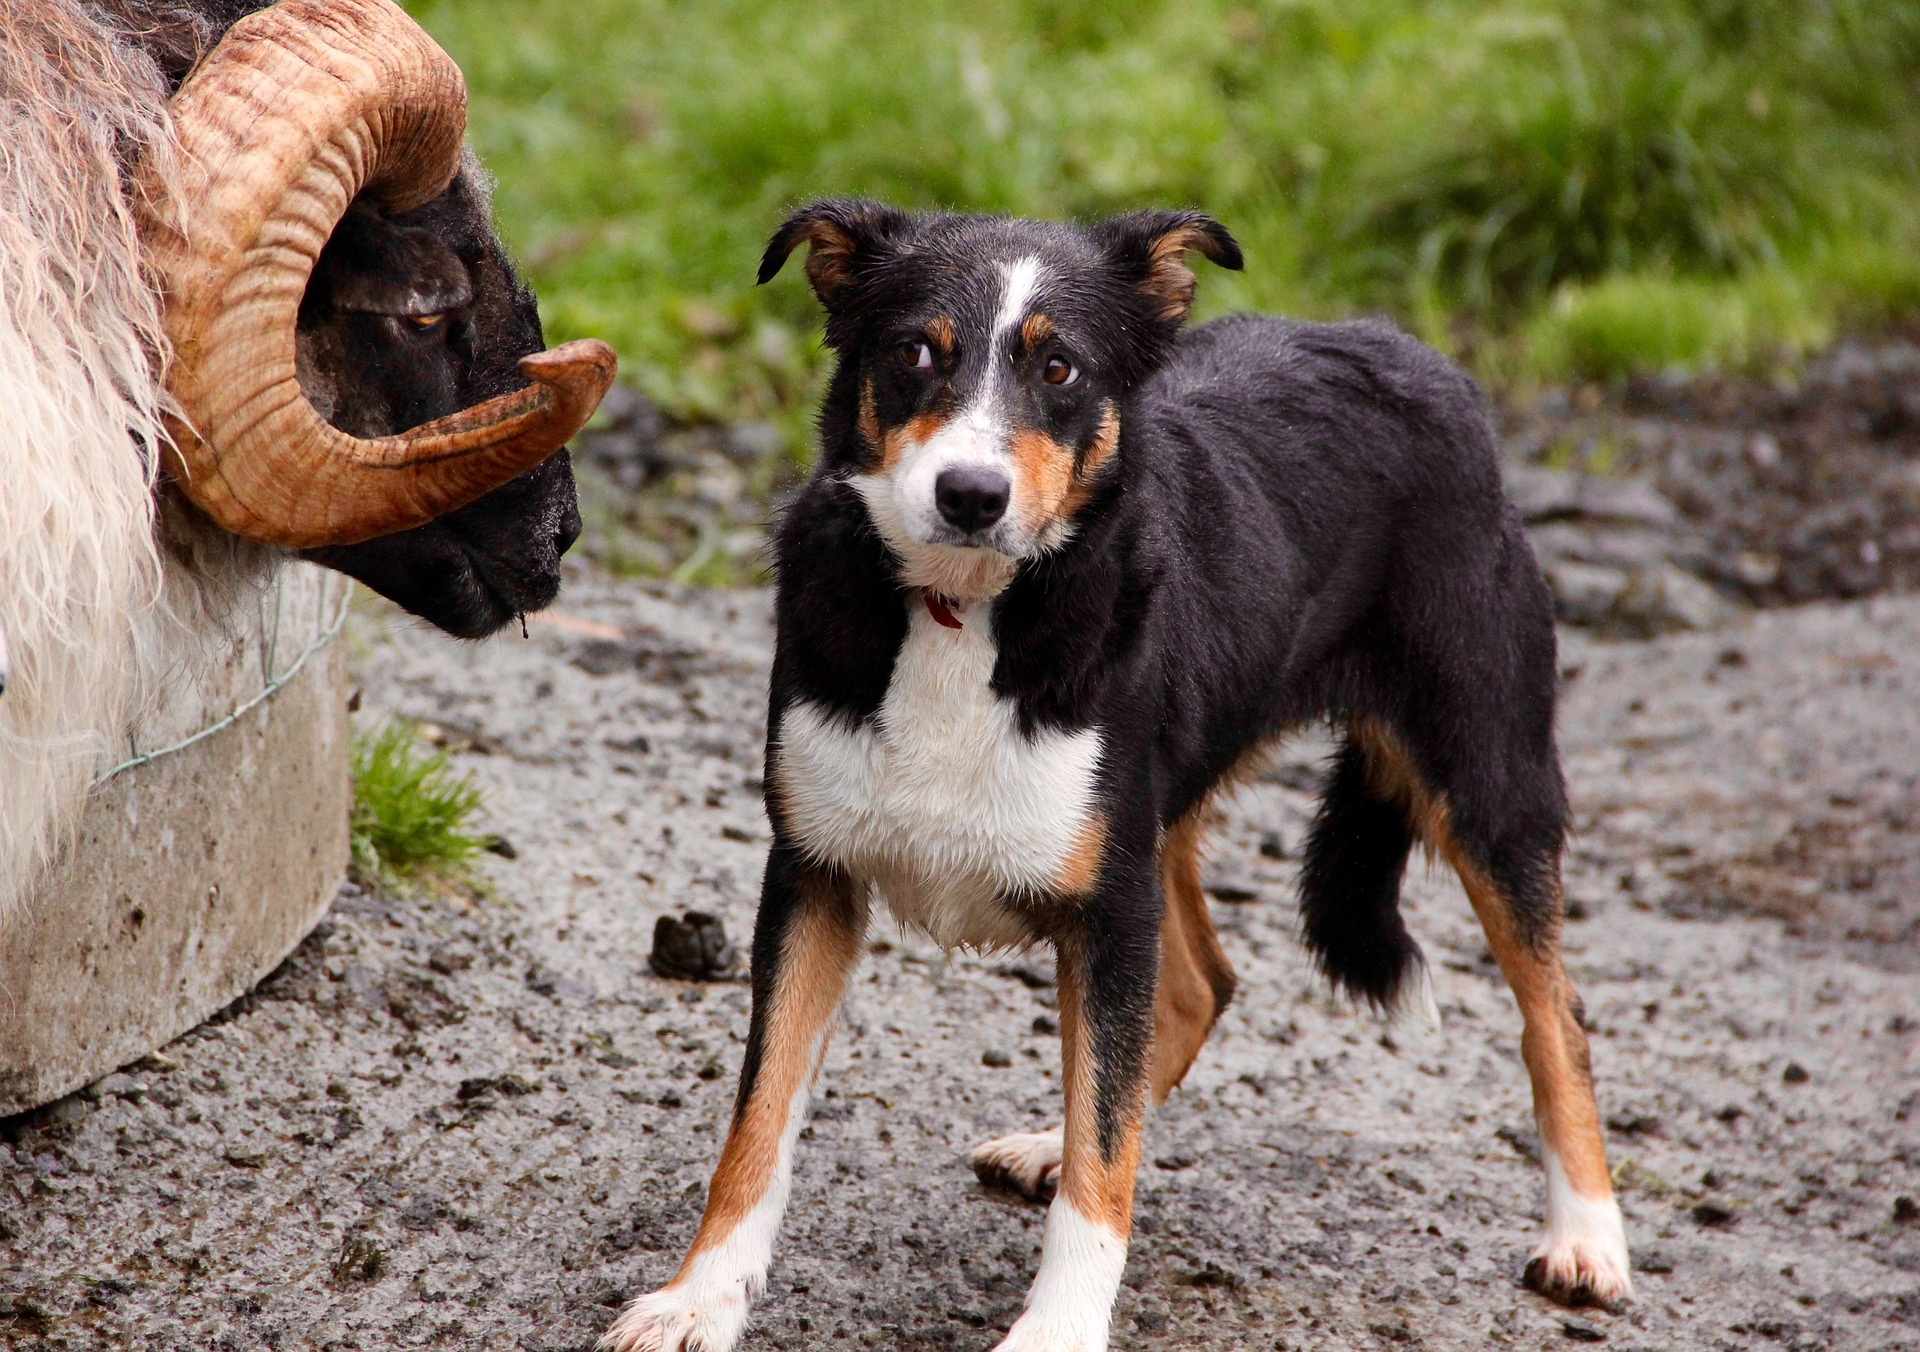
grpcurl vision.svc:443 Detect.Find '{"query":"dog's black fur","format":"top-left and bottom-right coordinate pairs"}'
top-left (602, 204), bottom-right (1620, 1348)
top-left (761, 203), bottom-right (1564, 1037)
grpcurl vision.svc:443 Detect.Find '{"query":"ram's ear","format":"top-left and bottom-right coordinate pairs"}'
top-left (756, 198), bottom-right (913, 306)
top-left (1091, 210), bottom-right (1243, 322)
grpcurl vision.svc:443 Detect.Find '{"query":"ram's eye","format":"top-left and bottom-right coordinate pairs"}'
top-left (406, 313), bottom-right (446, 330)
top-left (898, 340), bottom-right (934, 370)
top-left (1042, 355), bottom-right (1079, 387)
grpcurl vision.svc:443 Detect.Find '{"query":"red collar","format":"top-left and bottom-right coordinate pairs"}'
top-left (922, 591), bottom-right (964, 630)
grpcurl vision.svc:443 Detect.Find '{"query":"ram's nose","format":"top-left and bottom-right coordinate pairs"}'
top-left (934, 465), bottom-right (1011, 534)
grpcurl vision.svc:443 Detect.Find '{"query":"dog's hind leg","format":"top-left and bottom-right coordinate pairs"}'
top-left (1451, 847), bottom-right (1629, 1307)
top-left (1149, 808), bottom-right (1237, 1101)
top-left (602, 847), bottom-right (867, 1352)
top-left (1354, 718), bottom-right (1630, 1309)
top-left (972, 808), bottom-right (1238, 1207)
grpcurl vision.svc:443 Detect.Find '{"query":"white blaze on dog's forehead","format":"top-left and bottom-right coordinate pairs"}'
top-left (992, 256), bottom-right (1044, 344)
top-left (847, 255), bottom-right (1060, 575)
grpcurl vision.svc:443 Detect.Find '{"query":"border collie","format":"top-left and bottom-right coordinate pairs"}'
top-left (602, 201), bottom-right (1630, 1352)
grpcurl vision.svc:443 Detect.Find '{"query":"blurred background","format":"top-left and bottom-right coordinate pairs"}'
top-left (409, 0), bottom-right (1920, 609)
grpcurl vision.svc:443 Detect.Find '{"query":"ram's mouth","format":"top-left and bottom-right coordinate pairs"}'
top-left (455, 543), bottom-right (562, 636)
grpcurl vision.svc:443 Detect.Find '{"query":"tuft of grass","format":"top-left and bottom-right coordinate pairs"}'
top-left (1516, 269), bottom-right (1834, 383)
top-left (407, 0), bottom-right (1920, 429)
top-left (348, 722), bottom-right (488, 894)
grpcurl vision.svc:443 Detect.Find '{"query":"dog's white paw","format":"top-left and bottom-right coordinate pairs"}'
top-left (990, 1316), bottom-right (1105, 1352)
top-left (970, 1127), bottom-right (1063, 1203)
top-left (598, 1282), bottom-right (751, 1352)
top-left (1523, 1200), bottom-right (1632, 1309)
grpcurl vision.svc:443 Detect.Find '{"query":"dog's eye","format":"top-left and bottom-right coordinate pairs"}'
top-left (899, 340), bottom-right (934, 370)
top-left (1042, 355), bottom-right (1079, 387)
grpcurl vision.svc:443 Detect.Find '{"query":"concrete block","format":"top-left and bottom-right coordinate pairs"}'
top-left (0, 564), bottom-right (350, 1114)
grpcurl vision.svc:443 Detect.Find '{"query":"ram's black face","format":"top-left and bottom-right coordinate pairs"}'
top-left (127, 0), bottom-right (581, 638)
top-left (295, 169), bottom-right (582, 639)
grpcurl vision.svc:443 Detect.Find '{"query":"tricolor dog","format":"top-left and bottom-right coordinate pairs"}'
top-left (602, 201), bottom-right (1631, 1351)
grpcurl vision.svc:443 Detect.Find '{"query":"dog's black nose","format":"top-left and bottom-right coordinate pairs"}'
top-left (934, 465), bottom-right (1011, 534)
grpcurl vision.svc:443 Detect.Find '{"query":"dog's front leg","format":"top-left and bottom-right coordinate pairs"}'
top-left (995, 907), bottom-right (1157, 1352)
top-left (602, 847), bottom-right (867, 1352)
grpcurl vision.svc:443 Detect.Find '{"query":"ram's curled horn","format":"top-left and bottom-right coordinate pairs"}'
top-left (141, 0), bottom-right (616, 549)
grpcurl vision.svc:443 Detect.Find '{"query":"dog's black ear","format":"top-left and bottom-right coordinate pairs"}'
top-left (757, 199), bottom-right (913, 306)
top-left (1091, 210), bottom-right (1243, 323)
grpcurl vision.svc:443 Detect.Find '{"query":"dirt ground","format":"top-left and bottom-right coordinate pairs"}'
top-left (3, 570), bottom-right (1918, 1352)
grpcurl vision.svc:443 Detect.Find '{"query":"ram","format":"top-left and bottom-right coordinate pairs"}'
top-left (0, 0), bottom-right (615, 918)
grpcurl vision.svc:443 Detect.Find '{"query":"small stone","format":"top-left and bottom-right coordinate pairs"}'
top-left (1546, 561), bottom-right (1630, 626)
top-left (1691, 1199), bottom-right (1737, 1227)
top-left (1632, 1249), bottom-right (1675, 1274)
top-left (649, 911), bottom-right (739, 981)
top-left (980, 1049), bottom-right (1012, 1068)
top-left (1561, 1316), bottom-right (1607, 1341)
top-left (1893, 1196), bottom-right (1918, 1225)
top-left (1782, 1061), bottom-right (1810, 1084)
top-left (1612, 563), bottom-right (1736, 634)
top-left (1605, 1109), bottom-right (1660, 1136)
top-left (427, 943), bottom-right (474, 975)
top-left (1030, 1015), bottom-right (1058, 1036)
top-left (525, 966), bottom-right (595, 1003)
top-left (483, 834), bottom-right (518, 859)
top-left (1574, 477), bottom-right (1681, 530)
top-left (339, 963), bottom-right (385, 1011)
top-left (1154, 1153), bottom-right (1197, 1171)
top-left (42, 1097), bottom-right (87, 1126)
top-left (1496, 1122), bottom-right (1542, 1165)
top-left (85, 1072), bottom-right (144, 1101)
top-left (1203, 863), bottom-right (1259, 903)
top-left (996, 961), bottom-right (1055, 989)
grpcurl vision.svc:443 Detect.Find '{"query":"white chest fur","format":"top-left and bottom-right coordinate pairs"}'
top-left (775, 599), bottom-right (1104, 949)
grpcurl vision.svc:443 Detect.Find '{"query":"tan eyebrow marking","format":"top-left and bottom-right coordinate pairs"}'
top-left (1021, 313), bottom-right (1055, 349)
top-left (925, 316), bottom-right (955, 356)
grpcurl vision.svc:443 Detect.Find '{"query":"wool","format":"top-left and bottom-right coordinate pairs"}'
top-left (0, 0), bottom-right (269, 917)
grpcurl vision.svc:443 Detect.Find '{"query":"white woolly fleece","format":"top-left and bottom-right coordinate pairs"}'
top-left (0, 1), bottom-right (271, 917)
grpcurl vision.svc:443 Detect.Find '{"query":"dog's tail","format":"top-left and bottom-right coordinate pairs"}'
top-left (1297, 725), bottom-right (1432, 1019)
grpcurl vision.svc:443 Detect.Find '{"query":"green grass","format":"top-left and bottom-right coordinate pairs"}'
top-left (409, 0), bottom-right (1920, 426)
top-left (348, 722), bottom-right (489, 894)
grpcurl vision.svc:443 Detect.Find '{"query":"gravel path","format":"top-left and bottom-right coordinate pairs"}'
top-left (3, 570), bottom-right (1917, 1352)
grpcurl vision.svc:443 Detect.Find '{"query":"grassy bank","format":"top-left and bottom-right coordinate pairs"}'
top-left (412, 0), bottom-right (1920, 442)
